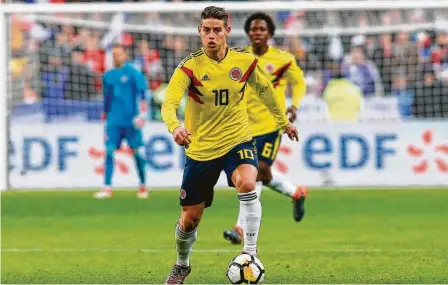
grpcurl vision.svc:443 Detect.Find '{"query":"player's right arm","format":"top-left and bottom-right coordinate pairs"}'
top-left (247, 61), bottom-right (299, 141)
top-left (161, 66), bottom-right (192, 147)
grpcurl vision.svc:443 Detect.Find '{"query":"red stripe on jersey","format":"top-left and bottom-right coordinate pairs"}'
top-left (240, 59), bottom-right (258, 83)
top-left (188, 86), bottom-right (204, 104)
top-left (181, 66), bottom-right (203, 87)
top-left (272, 61), bottom-right (292, 88)
top-left (238, 83), bottom-right (247, 103)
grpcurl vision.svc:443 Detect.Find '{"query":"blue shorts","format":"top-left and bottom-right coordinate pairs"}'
top-left (254, 129), bottom-right (282, 166)
top-left (105, 125), bottom-right (143, 150)
top-left (179, 140), bottom-right (258, 208)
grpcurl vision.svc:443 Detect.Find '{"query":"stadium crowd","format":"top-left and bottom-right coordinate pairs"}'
top-left (9, 6), bottom-right (448, 122)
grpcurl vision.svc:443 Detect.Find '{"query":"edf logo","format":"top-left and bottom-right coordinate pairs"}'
top-left (9, 134), bottom-right (186, 175)
top-left (9, 137), bottom-right (78, 173)
top-left (303, 133), bottom-right (397, 170)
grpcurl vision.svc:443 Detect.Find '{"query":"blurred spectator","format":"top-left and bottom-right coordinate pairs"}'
top-left (416, 31), bottom-right (432, 63)
top-left (322, 60), bottom-right (341, 90)
top-left (55, 32), bottom-right (72, 66)
top-left (72, 28), bottom-right (91, 50)
top-left (41, 54), bottom-right (69, 99)
top-left (285, 37), bottom-right (321, 73)
top-left (133, 40), bottom-right (163, 90)
top-left (342, 42), bottom-right (383, 97)
top-left (413, 66), bottom-right (448, 118)
top-left (432, 31), bottom-right (448, 79)
top-left (391, 72), bottom-right (414, 119)
top-left (323, 66), bottom-right (363, 122)
top-left (392, 31), bottom-right (419, 88)
top-left (373, 34), bottom-right (394, 94)
top-left (83, 34), bottom-right (105, 75)
top-left (66, 46), bottom-right (97, 101)
top-left (83, 34), bottom-right (105, 91)
top-left (161, 35), bottom-right (187, 82)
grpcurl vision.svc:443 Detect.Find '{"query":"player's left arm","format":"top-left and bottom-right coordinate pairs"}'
top-left (102, 74), bottom-right (111, 121)
top-left (136, 71), bottom-right (149, 112)
top-left (134, 71), bottom-right (149, 128)
top-left (285, 56), bottom-right (307, 122)
top-left (248, 60), bottom-right (299, 141)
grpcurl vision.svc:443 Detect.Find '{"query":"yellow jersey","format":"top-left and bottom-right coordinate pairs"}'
top-left (161, 47), bottom-right (290, 161)
top-left (246, 46), bottom-right (306, 137)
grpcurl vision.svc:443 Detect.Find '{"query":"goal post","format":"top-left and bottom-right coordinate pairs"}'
top-left (2, 0), bottom-right (448, 13)
top-left (0, 10), bottom-right (7, 191)
top-left (2, 1), bottom-right (448, 190)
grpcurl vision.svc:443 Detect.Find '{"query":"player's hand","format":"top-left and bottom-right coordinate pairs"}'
top-left (133, 115), bottom-right (147, 129)
top-left (101, 112), bottom-right (107, 122)
top-left (286, 106), bottom-right (297, 123)
top-left (283, 122), bottom-right (299, 142)
top-left (173, 127), bottom-right (192, 148)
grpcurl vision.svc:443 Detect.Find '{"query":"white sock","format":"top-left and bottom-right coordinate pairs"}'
top-left (175, 223), bottom-right (197, 267)
top-left (254, 181), bottom-right (263, 200)
top-left (238, 192), bottom-right (262, 256)
top-left (235, 182), bottom-right (262, 229)
top-left (267, 170), bottom-right (296, 198)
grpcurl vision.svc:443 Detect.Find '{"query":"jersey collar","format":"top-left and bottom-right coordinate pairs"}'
top-left (202, 46), bottom-right (229, 64)
top-left (247, 45), bottom-right (271, 58)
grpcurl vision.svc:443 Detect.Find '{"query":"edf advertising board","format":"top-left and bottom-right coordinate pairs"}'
top-left (8, 122), bottom-right (448, 189)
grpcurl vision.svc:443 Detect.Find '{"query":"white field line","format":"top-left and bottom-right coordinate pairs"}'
top-left (0, 248), bottom-right (429, 253)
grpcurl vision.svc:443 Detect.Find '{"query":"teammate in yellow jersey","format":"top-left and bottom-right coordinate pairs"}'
top-left (161, 6), bottom-right (299, 284)
top-left (223, 12), bottom-right (309, 245)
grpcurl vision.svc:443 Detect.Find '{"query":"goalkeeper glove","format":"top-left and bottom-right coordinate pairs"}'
top-left (133, 114), bottom-right (147, 129)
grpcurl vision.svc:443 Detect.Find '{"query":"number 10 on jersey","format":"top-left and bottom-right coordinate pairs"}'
top-left (237, 149), bottom-right (254, 160)
top-left (213, 89), bottom-right (229, 106)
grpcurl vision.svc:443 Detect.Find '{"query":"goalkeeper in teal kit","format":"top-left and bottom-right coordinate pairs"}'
top-left (93, 44), bottom-right (149, 199)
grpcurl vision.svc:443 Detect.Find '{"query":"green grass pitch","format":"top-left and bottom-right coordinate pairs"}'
top-left (2, 188), bottom-right (448, 284)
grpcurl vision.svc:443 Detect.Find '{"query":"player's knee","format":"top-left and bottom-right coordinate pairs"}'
top-left (180, 205), bottom-right (204, 232)
top-left (105, 150), bottom-right (115, 161)
top-left (106, 146), bottom-right (115, 157)
top-left (236, 178), bottom-right (256, 194)
top-left (258, 163), bottom-right (272, 184)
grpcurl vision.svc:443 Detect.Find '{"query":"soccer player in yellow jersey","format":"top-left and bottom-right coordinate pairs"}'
top-left (161, 7), bottom-right (299, 284)
top-left (223, 12), bottom-right (308, 245)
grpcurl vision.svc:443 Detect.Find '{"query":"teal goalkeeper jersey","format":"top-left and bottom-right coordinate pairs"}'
top-left (103, 62), bottom-right (148, 127)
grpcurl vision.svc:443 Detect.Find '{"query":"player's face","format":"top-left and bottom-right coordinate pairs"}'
top-left (199, 18), bottom-right (231, 53)
top-left (112, 47), bottom-right (127, 67)
top-left (248, 19), bottom-right (271, 48)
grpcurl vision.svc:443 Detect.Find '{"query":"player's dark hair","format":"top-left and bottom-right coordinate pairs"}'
top-left (244, 12), bottom-right (276, 36)
top-left (201, 6), bottom-right (229, 27)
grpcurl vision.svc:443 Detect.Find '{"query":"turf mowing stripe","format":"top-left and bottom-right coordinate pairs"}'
top-left (0, 248), bottom-right (428, 253)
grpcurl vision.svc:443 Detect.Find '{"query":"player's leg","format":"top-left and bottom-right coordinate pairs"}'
top-left (93, 126), bottom-right (122, 199)
top-left (260, 130), bottom-right (308, 222)
top-left (125, 126), bottom-right (148, 198)
top-left (268, 169), bottom-right (308, 222)
top-left (166, 203), bottom-right (203, 284)
top-left (166, 157), bottom-right (222, 284)
top-left (224, 141), bottom-right (260, 255)
top-left (223, 134), bottom-right (266, 244)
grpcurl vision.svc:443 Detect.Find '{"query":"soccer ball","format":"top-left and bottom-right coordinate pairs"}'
top-left (226, 253), bottom-right (265, 284)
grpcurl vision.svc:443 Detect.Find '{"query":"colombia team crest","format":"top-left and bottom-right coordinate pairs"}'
top-left (229, 67), bottom-right (242, 81)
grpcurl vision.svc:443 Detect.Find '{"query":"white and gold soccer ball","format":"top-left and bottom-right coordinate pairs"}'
top-left (226, 253), bottom-right (265, 284)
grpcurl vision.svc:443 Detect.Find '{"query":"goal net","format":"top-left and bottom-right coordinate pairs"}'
top-left (3, 1), bottom-right (448, 190)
